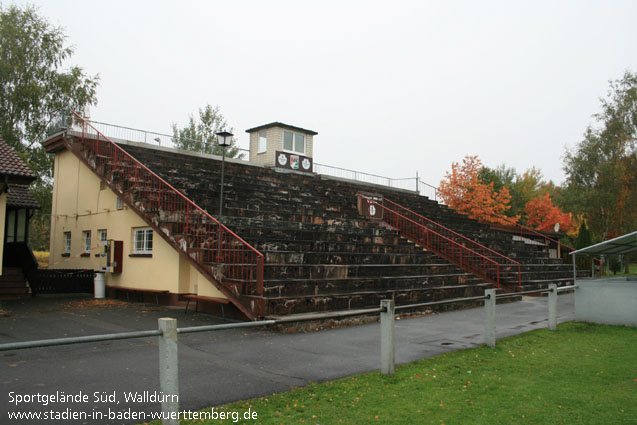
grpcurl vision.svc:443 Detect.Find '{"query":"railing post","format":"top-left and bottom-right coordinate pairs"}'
top-left (158, 318), bottom-right (179, 425)
top-left (484, 289), bottom-right (496, 348)
top-left (548, 283), bottom-right (557, 331)
top-left (380, 299), bottom-right (395, 375)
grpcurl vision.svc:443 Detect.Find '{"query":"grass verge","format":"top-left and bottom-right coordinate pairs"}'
top-left (145, 322), bottom-right (636, 425)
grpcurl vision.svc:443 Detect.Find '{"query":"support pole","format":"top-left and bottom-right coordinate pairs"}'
top-left (548, 283), bottom-right (557, 331)
top-left (572, 253), bottom-right (577, 284)
top-left (158, 318), bottom-right (179, 425)
top-left (484, 289), bottom-right (496, 348)
top-left (380, 299), bottom-right (395, 375)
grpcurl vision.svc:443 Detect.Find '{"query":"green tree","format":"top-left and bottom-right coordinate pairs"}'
top-left (171, 104), bottom-right (244, 158)
top-left (478, 165), bottom-right (516, 193)
top-left (575, 221), bottom-right (593, 271)
top-left (563, 71), bottom-right (637, 239)
top-left (0, 4), bottom-right (99, 251)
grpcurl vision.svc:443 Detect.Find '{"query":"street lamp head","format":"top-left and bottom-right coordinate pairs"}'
top-left (216, 130), bottom-right (233, 148)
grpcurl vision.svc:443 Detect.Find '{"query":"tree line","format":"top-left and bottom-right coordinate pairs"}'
top-left (438, 70), bottom-right (636, 269)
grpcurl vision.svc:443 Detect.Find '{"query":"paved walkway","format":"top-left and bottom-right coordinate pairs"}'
top-left (0, 293), bottom-right (574, 424)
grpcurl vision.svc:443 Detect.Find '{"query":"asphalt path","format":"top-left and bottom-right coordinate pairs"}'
top-left (0, 293), bottom-right (575, 425)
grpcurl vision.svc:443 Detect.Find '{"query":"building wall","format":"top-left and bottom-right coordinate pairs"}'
top-left (49, 150), bottom-right (225, 298)
top-left (0, 191), bottom-right (6, 275)
top-left (575, 278), bottom-right (637, 326)
top-left (249, 127), bottom-right (313, 167)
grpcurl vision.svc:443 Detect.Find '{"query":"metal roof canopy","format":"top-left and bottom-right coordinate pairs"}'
top-left (569, 231), bottom-right (637, 257)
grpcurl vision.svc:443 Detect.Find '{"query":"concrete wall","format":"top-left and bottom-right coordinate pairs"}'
top-left (49, 150), bottom-right (225, 299)
top-left (575, 278), bottom-right (637, 326)
top-left (0, 191), bottom-right (5, 275)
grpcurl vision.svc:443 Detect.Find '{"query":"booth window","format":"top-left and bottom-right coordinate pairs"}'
top-left (258, 130), bottom-right (267, 153)
top-left (283, 130), bottom-right (305, 154)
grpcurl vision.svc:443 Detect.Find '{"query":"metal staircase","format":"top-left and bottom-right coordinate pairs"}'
top-left (358, 194), bottom-right (522, 290)
top-left (63, 111), bottom-right (264, 319)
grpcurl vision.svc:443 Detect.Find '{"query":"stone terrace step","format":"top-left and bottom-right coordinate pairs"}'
top-left (259, 273), bottom-right (484, 297)
top-left (262, 283), bottom-right (491, 315)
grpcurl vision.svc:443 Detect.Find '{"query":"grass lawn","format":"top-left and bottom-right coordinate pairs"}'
top-left (145, 322), bottom-right (636, 425)
top-left (32, 250), bottom-right (49, 268)
top-left (605, 263), bottom-right (637, 277)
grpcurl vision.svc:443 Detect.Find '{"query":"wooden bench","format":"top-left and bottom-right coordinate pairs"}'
top-left (107, 286), bottom-right (169, 305)
top-left (183, 294), bottom-right (230, 317)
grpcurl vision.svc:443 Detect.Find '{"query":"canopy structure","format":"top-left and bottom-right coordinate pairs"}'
top-left (569, 231), bottom-right (637, 282)
top-left (569, 231), bottom-right (637, 257)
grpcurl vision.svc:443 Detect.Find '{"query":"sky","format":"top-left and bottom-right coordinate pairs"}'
top-left (9, 0), bottom-right (637, 187)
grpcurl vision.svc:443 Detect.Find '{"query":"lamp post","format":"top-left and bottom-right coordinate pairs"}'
top-left (216, 130), bottom-right (233, 260)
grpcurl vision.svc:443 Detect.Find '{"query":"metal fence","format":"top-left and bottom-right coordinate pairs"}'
top-left (0, 285), bottom-right (574, 425)
top-left (28, 269), bottom-right (95, 295)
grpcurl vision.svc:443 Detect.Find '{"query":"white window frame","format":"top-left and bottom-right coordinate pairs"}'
top-left (83, 231), bottom-right (91, 253)
top-left (63, 232), bottom-right (71, 253)
top-left (282, 130), bottom-right (306, 155)
top-left (133, 227), bottom-right (153, 254)
top-left (116, 197), bottom-right (123, 210)
top-left (98, 229), bottom-right (108, 244)
top-left (258, 130), bottom-right (267, 154)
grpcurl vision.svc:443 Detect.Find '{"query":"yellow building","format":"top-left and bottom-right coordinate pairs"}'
top-left (44, 138), bottom-right (228, 306)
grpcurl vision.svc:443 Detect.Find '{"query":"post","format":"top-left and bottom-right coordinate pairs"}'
top-left (572, 253), bottom-right (576, 284)
top-left (484, 289), bottom-right (496, 348)
top-left (415, 171), bottom-right (419, 194)
top-left (217, 146), bottom-right (227, 261)
top-left (380, 299), bottom-right (395, 375)
top-left (158, 318), bottom-right (179, 425)
top-left (548, 284), bottom-right (557, 331)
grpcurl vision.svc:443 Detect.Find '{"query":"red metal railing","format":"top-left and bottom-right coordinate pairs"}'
top-left (358, 194), bottom-right (504, 288)
top-left (383, 198), bottom-right (521, 287)
top-left (432, 184), bottom-right (603, 278)
top-left (69, 111), bottom-right (264, 297)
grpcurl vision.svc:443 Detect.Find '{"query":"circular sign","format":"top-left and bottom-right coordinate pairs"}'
top-left (369, 205), bottom-right (376, 216)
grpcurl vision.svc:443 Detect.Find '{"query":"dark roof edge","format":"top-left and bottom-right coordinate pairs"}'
top-left (245, 122), bottom-right (318, 136)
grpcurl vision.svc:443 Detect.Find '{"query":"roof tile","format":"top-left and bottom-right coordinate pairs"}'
top-left (6, 184), bottom-right (40, 209)
top-left (0, 138), bottom-right (37, 179)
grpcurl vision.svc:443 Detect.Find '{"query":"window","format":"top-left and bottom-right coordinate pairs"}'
top-left (6, 210), bottom-right (15, 243)
top-left (258, 130), bottom-right (267, 153)
top-left (283, 130), bottom-right (305, 154)
top-left (83, 231), bottom-right (92, 253)
top-left (116, 197), bottom-right (123, 210)
top-left (99, 229), bottom-right (108, 244)
top-left (63, 232), bottom-right (71, 253)
top-left (134, 227), bottom-right (153, 254)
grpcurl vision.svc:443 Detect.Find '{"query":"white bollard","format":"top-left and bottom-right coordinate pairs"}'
top-left (548, 284), bottom-right (557, 331)
top-left (380, 299), bottom-right (395, 375)
top-left (158, 318), bottom-right (179, 425)
top-left (484, 289), bottom-right (496, 348)
top-left (94, 272), bottom-right (105, 299)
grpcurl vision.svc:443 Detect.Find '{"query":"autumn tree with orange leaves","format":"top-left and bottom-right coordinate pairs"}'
top-left (524, 192), bottom-right (574, 233)
top-left (438, 155), bottom-right (516, 225)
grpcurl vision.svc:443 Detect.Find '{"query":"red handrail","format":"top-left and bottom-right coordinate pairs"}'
top-left (358, 194), bottom-right (503, 288)
top-left (68, 111), bottom-right (264, 296)
top-left (383, 198), bottom-right (521, 288)
top-left (433, 184), bottom-right (603, 278)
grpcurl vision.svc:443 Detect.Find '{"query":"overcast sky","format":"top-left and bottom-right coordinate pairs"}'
top-left (10, 0), bottom-right (637, 187)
